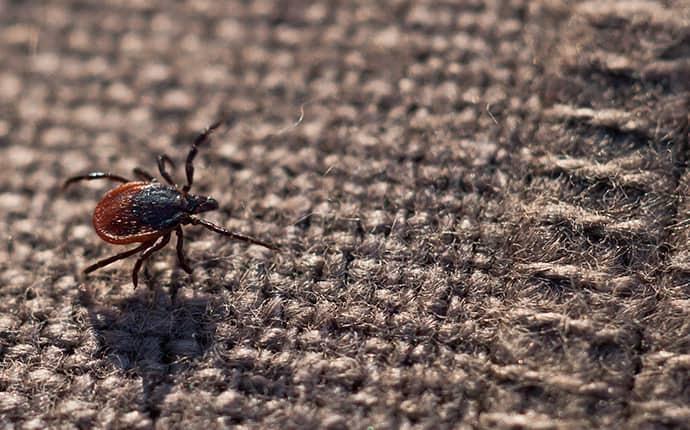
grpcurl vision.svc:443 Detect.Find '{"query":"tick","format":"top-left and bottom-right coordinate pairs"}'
top-left (63, 121), bottom-right (278, 288)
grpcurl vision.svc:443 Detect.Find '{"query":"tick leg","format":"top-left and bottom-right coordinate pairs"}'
top-left (83, 241), bottom-right (154, 275)
top-left (175, 226), bottom-right (192, 274)
top-left (63, 172), bottom-right (130, 190)
top-left (157, 154), bottom-right (177, 186)
top-left (132, 233), bottom-right (171, 289)
top-left (190, 216), bottom-right (279, 251)
top-left (133, 167), bottom-right (156, 182)
top-left (183, 121), bottom-right (222, 193)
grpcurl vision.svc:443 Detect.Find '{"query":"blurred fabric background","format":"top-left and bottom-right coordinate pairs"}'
top-left (0, 1), bottom-right (688, 428)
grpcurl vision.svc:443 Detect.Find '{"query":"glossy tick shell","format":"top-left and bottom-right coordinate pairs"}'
top-left (93, 181), bottom-right (186, 244)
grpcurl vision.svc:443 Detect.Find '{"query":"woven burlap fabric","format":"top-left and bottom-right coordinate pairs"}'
top-left (1, 1), bottom-right (689, 428)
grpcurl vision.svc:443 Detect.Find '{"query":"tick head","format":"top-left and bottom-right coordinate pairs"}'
top-left (186, 194), bottom-right (219, 214)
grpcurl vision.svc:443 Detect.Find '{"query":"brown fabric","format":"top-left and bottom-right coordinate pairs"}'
top-left (1, 1), bottom-right (689, 428)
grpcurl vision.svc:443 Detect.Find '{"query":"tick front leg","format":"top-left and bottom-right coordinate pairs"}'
top-left (157, 154), bottom-right (177, 186)
top-left (83, 241), bottom-right (154, 275)
top-left (190, 216), bottom-right (279, 251)
top-left (132, 233), bottom-right (171, 289)
top-left (175, 226), bottom-right (192, 274)
top-left (183, 121), bottom-right (222, 193)
top-left (63, 172), bottom-right (130, 190)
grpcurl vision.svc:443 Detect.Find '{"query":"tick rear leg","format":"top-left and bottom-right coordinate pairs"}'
top-left (132, 233), bottom-right (171, 289)
top-left (183, 121), bottom-right (222, 193)
top-left (190, 216), bottom-right (279, 250)
top-left (133, 167), bottom-right (156, 182)
top-left (63, 172), bottom-right (130, 190)
top-left (83, 240), bottom-right (154, 275)
top-left (175, 226), bottom-right (192, 274)
top-left (157, 154), bottom-right (177, 186)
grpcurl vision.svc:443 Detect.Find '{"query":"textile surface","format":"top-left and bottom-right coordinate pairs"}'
top-left (1, 1), bottom-right (689, 428)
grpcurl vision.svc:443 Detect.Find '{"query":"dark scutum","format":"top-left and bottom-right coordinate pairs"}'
top-left (130, 184), bottom-right (187, 231)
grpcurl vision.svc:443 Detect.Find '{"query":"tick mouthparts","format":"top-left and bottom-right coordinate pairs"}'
top-left (202, 197), bottom-right (219, 212)
top-left (194, 196), bottom-right (219, 213)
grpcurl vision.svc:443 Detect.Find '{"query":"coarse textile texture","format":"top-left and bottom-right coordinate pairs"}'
top-left (1, 0), bottom-right (689, 429)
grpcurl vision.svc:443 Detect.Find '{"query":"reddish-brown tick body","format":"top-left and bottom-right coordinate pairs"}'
top-left (63, 121), bottom-right (277, 288)
top-left (94, 181), bottom-right (202, 245)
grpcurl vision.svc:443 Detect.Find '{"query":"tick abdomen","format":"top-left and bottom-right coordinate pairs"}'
top-left (93, 182), bottom-right (185, 244)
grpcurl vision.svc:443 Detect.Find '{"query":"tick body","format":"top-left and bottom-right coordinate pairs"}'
top-left (94, 182), bottom-right (198, 244)
top-left (64, 122), bottom-right (278, 288)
